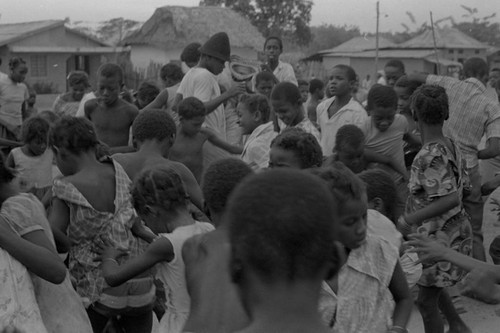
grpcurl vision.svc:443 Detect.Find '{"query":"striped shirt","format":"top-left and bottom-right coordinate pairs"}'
top-left (427, 75), bottom-right (500, 168)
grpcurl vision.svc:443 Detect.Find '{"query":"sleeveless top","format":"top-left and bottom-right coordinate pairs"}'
top-left (11, 147), bottom-right (54, 191)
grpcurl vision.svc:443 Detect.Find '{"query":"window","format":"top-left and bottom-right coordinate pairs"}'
top-left (458, 49), bottom-right (464, 54)
top-left (448, 49), bottom-right (454, 54)
top-left (475, 49), bottom-right (480, 54)
top-left (30, 55), bottom-right (47, 77)
top-left (458, 58), bottom-right (465, 64)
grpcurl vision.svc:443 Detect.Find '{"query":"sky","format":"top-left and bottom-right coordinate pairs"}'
top-left (0, 0), bottom-right (499, 33)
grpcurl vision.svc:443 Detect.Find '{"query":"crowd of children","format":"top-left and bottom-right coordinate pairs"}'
top-left (2, 29), bottom-right (500, 333)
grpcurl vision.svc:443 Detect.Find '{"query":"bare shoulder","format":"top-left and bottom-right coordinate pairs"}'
top-left (84, 98), bottom-right (99, 117)
top-left (118, 99), bottom-right (139, 117)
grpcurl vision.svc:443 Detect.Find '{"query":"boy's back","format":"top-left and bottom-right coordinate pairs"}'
top-left (169, 130), bottom-right (207, 183)
top-left (85, 98), bottom-right (138, 148)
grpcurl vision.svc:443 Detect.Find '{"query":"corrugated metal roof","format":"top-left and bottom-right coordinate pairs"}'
top-left (399, 27), bottom-right (488, 49)
top-left (318, 36), bottom-right (396, 54)
top-left (323, 49), bottom-right (436, 59)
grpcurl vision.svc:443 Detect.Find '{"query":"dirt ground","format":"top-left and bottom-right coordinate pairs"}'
top-left (407, 189), bottom-right (500, 332)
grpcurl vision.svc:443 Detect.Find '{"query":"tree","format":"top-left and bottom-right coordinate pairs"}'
top-left (307, 24), bottom-right (360, 54)
top-left (199, 0), bottom-right (313, 46)
top-left (453, 6), bottom-right (500, 46)
top-left (96, 18), bottom-right (142, 46)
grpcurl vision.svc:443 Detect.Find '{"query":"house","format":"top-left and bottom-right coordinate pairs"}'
top-left (0, 20), bottom-right (128, 93)
top-left (122, 6), bottom-right (265, 71)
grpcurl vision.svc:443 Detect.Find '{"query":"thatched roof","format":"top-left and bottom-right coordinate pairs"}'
top-left (122, 6), bottom-right (264, 50)
top-left (399, 26), bottom-right (488, 50)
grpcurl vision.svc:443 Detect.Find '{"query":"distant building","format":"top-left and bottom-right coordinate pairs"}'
top-left (0, 20), bottom-right (128, 93)
top-left (122, 6), bottom-right (265, 71)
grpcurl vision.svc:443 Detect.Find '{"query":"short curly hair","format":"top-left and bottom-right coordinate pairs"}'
top-left (271, 81), bottom-right (302, 105)
top-left (160, 63), bottom-right (184, 83)
top-left (21, 116), bottom-right (50, 143)
top-left (394, 75), bottom-right (422, 96)
top-left (309, 79), bottom-right (324, 94)
top-left (202, 158), bottom-right (253, 214)
top-left (334, 124), bottom-right (365, 152)
top-left (49, 116), bottom-right (99, 154)
top-left (97, 63), bottom-right (123, 84)
top-left (67, 71), bottom-right (90, 88)
top-left (238, 94), bottom-right (271, 123)
top-left (358, 169), bottom-right (398, 222)
top-left (367, 84), bottom-right (398, 111)
top-left (271, 128), bottom-right (323, 169)
top-left (136, 81), bottom-right (160, 105)
top-left (181, 42), bottom-right (202, 64)
top-left (410, 84), bottom-right (449, 125)
top-left (131, 166), bottom-right (188, 216)
top-left (178, 97), bottom-right (206, 119)
top-left (132, 109), bottom-right (176, 143)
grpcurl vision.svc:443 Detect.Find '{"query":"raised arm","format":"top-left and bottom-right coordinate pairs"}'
top-left (406, 72), bottom-right (429, 84)
top-left (478, 137), bottom-right (500, 160)
top-left (142, 88), bottom-right (169, 111)
top-left (202, 128), bottom-right (243, 155)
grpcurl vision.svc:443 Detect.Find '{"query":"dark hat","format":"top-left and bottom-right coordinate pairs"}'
top-left (199, 32), bottom-right (231, 62)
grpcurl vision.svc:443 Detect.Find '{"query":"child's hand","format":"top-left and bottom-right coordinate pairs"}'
top-left (405, 233), bottom-right (448, 264)
top-left (93, 236), bottom-right (128, 261)
top-left (462, 268), bottom-right (500, 304)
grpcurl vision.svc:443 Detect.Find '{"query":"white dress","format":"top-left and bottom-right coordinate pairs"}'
top-left (157, 222), bottom-right (214, 333)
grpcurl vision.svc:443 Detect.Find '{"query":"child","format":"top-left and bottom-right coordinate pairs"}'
top-left (269, 127), bottom-right (323, 170)
top-left (84, 63), bottom-right (138, 153)
top-left (6, 116), bottom-right (53, 201)
top-left (227, 169), bottom-right (343, 333)
top-left (143, 63), bottom-right (184, 115)
top-left (362, 84), bottom-right (420, 217)
top-left (254, 71), bottom-right (277, 99)
top-left (112, 109), bottom-right (204, 211)
top-left (48, 116), bottom-right (154, 333)
top-left (261, 36), bottom-right (298, 85)
top-left (182, 158), bottom-right (253, 333)
top-left (398, 85), bottom-right (472, 333)
top-left (134, 81), bottom-right (160, 109)
top-left (237, 94), bottom-right (277, 170)
top-left (98, 166), bottom-right (214, 333)
top-left (169, 97), bottom-right (242, 182)
top-left (316, 64), bottom-right (367, 156)
top-left (180, 42), bottom-right (202, 69)
top-left (306, 78), bottom-right (325, 126)
top-left (298, 79), bottom-right (310, 104)
top-left (23, 89), bottom-right (37, 119)
top-left (313, 164), bottom-right (413, 333)
top-left (270, 81), bottom-right (320, 142)
top-left (53, 71), bottom-right (90, 117)
top-left (394, 75), bottom-right (423, 167)
top-left (0, 152), bottom-right (67, 332)
top-left (384, 59), bottom-right (406, 87)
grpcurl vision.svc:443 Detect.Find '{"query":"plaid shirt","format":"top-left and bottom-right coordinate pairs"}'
top-left (427, 75), bottom-right (500, 168)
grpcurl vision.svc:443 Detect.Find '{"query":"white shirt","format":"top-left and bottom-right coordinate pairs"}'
top-left (240, 122), bottom-right (277, 170)
top-left (316, 97), bottom-right (367, 156)
top-left (75, 92), bottom-right (96, 118)
top-left (273, 61), bottom-right (298, 85)
top-left (178, 67), bottom-right (226, 138)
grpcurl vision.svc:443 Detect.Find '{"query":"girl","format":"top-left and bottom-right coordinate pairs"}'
top-left (6, 116), bottom-right (53, 201)
top-left (269, 127), bottom-right (323, 170)
top-left (48, 116), bottom-right (155, 333)
top-left (0, 57), bottom-right (29, 141)
top-left (52, 71), bottom-right (90, 117)
top-left (0, 152), bottom-right (68, 332)
top-left (398, 85), bottom-right (472, 333)
top-left (98, 166), bottom-right (214, 333)
top-left (314, 163), bottom-right (413, 333)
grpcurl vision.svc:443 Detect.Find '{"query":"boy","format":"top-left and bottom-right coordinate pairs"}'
top-left (298, 79), bottom-right (310, 104)
top-left (182, 158), bottom-right (253, 333)
top-left (85, 63), bottom-right (138, 153)
top-left (384, 59), bottom-right (405, 87)
top-left (112, 109), bottom-right (203, 211)
top-left (306, 78), bottom-right (325, 126)
top-left (169, 97), bottom-right (242, 182)
top-left (134, 81), bottom-right (160, 109)
top-left (227, 169), bottom-right (343, 333)
top-left (180, 42), bottom-right (202, 69)
top-left (270, 82), bottom-right (320, 143)
top-left (254, 71), bottom-right (277, 99)
top-left (316, 64), bottom-right (367, 156)
top-left (23, 89), bottom-right (38, 120)
top-left (237, 94), bottom-right (277, 170)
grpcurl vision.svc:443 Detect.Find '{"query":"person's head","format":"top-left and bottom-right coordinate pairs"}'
top-left (199, 32), bottom-right (230, 75)
top-left (180, 42), bottom-right (202, 68)
top-left (463, 57), bottom-right (489, 84)
top-left (270, 82), bottom-right (303, 126)
top-left (367, 84), bottom-right (398, 132)
top-left (178, 97), bottom-right (206, 136)
top-left (309, 78), bottom-right (325, 100)
top-left (131, 167), bottom-right (189, 232)
top-left (159, 63), bottom-right (184, 87)
top-left (49, 116), bottom-right (99, 176)
top-left (254, 71), bottom-right (277, 99)
top-left (489, 68), bottom-right (500, 88)
top-left (311, 162), bottom-right (367, 250)
top-left (227, 169), bottom-right (341, 308)
top-left (269, 128), bottom-right (323, 169)
top-left (202, 158), bottom-right (253, 221)
top-left (334, 124), bottom-right (365, 173)
top-left (410, 84), bottom-right (449, 128)
top-left (21, 116), bottom-right (50, 156)
top-left (263, 36), bottom-right (283, 63)
top-left (236, 94), bottom-right (271, 135)
top-left (384, 59), bottom-right (405, 87)
top-left (394, 75), bottom-right (423, 114)
top-left (132, 109), bottom-right (176, 150)
top-left (358, 169), bottom-right (398, 222)
top-left (96, 63), bottom-right (124, 106)
top-left (67, 71), bottom-right (90, 102)
top-left (135, 81), bottom-right (160, 109)
top-left (328, 64), bottom-right (356, 98)
top-left (298, 79), bottom-right (309, 103)
top-left (8, 57), bottom-right (27, 83)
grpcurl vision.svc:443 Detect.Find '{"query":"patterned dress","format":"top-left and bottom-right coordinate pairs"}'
top-left (406, 140), bottom-right (473, 287)
top-left (52, 159), bottom-right (152, 309)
